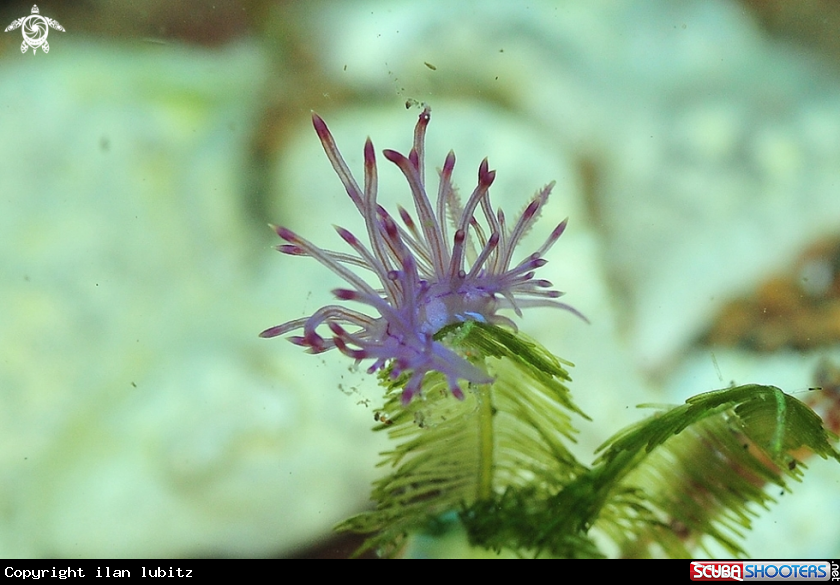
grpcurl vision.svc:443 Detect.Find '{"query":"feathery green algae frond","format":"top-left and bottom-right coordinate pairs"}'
top-left (336, 321), bottom-right (588, 557)
top-left (573, 385), bottom-right (840, 558)
top-left (337, 322), bottom-right (839, 558)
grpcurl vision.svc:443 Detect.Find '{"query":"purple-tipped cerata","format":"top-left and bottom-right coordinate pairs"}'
top-left (261, 106), bottom-right (585, 405)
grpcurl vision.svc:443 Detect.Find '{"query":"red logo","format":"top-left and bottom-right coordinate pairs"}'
top-left (691, 562), bottom-right (744, 582)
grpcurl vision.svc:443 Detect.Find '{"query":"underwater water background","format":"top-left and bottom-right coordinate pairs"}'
top-left (0, 0), bottom-right (839, 558)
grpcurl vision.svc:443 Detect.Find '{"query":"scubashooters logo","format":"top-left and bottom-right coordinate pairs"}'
top-left (691, 561), bottom-right (833, 582)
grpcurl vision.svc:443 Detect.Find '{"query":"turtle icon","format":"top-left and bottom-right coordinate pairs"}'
top-left (5, 5), bottom-right (65, 55)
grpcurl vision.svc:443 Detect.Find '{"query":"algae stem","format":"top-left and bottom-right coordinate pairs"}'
top-left (476, 382), bottom-right (495, 501)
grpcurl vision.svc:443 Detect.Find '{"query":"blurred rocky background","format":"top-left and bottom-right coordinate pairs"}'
top-left (0, 0), bottom-right (839, 558)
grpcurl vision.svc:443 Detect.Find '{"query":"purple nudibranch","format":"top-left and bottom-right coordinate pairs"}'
top-left (261, 106), bottom-right (585, 405)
